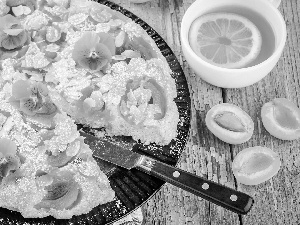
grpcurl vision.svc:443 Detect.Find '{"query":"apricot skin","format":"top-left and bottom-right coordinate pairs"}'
top-left (205, 103), bottom-right (254, 144)
top-left (232, 146), bottom-right (281, 185)
top-left (261, 98), bottom-right (300, 140)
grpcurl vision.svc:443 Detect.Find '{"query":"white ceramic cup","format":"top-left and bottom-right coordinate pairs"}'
top-left (269, 0), bottom-right (281, 8)
top-left (181, 0), bottom-right (286, 88)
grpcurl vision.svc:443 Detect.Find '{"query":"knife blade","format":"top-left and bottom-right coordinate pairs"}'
top-left (80, 131), bottom-right (254, 215)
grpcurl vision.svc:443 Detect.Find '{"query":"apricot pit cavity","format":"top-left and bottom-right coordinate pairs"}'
top-left (214, 111), bottom-right (246, 132)
top-left (273, 101), bottom-right (300, 130)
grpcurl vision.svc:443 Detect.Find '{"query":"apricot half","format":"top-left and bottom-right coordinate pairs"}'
top-left (232, 146), bottom-right (281, 185)
top-left (205, 103), bottom-right (254, 144)
top-left (261, 98), bottom-right (300, 140)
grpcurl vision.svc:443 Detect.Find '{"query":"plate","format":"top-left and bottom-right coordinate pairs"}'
top-left (0, 1), bottom-right (191, 224)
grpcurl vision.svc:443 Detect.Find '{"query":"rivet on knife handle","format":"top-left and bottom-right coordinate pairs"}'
top-left (137, 156), bottom-right (254, 215)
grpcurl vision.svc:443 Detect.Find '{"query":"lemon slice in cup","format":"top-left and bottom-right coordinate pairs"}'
top-left (188, 13), bottom-right (262, 69)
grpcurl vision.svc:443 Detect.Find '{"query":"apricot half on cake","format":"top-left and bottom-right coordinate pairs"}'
top-left (205, 103), bottom-right (254, 144)
top-left (232, 146), bottom-right (281, 185)
top-left (261, 98), bottom-right (300, 140)
top-left (119, 77), bottom-right (167, 125)
top-left (0, 138), bottom-right (20, 180)
top-left (35, 171), bottom-right (81, 211)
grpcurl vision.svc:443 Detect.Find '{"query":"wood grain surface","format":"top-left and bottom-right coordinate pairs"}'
top-left (109, 0), bottom-right (300, 224)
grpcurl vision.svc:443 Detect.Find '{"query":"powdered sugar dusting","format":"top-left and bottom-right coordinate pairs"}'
top-left (0, 0), bottom-right (185, 222)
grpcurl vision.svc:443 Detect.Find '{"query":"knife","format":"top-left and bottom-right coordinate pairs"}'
top-left (80, 131), bottom-right (254, 215)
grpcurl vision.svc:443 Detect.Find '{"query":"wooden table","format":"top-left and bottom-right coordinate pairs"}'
top-left (110, 1), bottom-right (300, 224)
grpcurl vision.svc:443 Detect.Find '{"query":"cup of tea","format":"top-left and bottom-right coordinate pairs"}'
top-left (180, 0), bottom-right (286, 88)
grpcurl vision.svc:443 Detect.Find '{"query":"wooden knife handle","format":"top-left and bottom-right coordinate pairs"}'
top-left (137, 156), bottom-right (253, 215)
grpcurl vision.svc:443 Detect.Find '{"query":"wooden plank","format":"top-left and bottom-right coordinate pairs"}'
top-left (225, 0), bottom-right (300, 224)
top-left (108, 0), bottom-right (240, 224)
top-left (108, 0), bottom-right (300, 224)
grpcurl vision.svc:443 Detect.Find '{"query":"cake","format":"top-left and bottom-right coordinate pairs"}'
top-left (0, 0), bottom-right (179, 219)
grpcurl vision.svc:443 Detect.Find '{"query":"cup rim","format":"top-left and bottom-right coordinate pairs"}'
top-left (181, 0), bottom-right (287, 73)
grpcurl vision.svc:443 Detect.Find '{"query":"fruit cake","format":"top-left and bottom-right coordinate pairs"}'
top-left (0, 0), bottom-right (179, 219)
